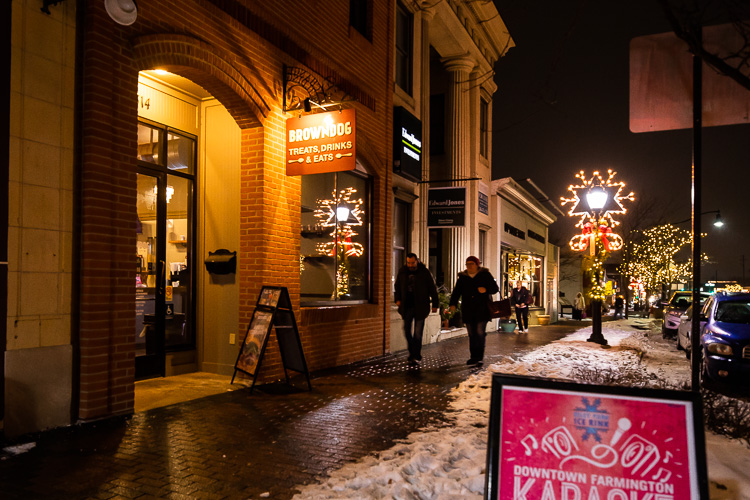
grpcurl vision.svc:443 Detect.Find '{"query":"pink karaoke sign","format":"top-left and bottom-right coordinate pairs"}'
top-left (488, 380), bottom-right (706, 499)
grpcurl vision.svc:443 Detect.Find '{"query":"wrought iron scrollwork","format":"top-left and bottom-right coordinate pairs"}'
top-left (283, 64), bottom-right (354, 112)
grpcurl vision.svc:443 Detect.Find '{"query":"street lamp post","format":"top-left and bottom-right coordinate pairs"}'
top-left (586, 187), bottom-right (608, 346)
top-left (674, 209), bottom-right (724, 228)
top-left (561, 170), bottom-right (634, 348)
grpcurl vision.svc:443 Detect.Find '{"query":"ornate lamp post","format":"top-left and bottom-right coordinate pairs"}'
top-left (561, 170), bottom-right (634, 346)
top-left (586, 187), bottom-right (609, 345)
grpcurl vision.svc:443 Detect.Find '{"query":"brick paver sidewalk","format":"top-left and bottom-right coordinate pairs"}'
top-left (0, 326), bottom-right (577, 499)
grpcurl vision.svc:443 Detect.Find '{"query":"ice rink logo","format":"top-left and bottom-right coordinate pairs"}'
top-left (573, 397), bottom-right (610, 442)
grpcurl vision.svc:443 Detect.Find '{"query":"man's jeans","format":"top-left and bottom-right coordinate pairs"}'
top-left (402, 308), bottom-right (425, 359)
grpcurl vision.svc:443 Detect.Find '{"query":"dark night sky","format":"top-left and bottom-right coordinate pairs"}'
top-left (491, 0), bottom-right (750, 283)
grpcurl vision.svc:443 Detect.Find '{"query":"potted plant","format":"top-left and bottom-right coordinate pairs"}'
top-left (499, 316), bottom-right (517, 332)
top-left (438, 285), bottom-right (459, 329)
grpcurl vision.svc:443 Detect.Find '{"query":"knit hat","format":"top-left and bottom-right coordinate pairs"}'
top-left (465, 256), bottom-right (480, 265)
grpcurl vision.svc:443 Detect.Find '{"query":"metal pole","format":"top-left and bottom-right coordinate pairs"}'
top-left (690, 26), bottom-right (703, 392)
top-left (587, 216), bottom-right (607, 346)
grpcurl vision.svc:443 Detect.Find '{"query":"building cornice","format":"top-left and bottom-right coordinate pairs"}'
top-left (429, 0), bottom-right (514, 74)
top-left (492, 177), bottom-right (557, 226)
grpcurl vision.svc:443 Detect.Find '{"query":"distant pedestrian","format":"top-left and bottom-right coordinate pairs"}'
top-left (614, 295), bottom-right (624, 319)
top-left (449, 256), bottom-right (499, 366)
top-left (394, 253), bottom-right (439, 366)
top-left (573, 292), bottom-right (586, 320)
top-left (510, 281), bottom-right (531, 333)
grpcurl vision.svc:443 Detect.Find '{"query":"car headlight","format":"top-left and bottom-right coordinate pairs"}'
top-left (706, 343), bottom-right (733, 356)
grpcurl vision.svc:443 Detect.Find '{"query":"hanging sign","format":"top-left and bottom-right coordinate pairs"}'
top-left (485, 375), bottom-right (708, 500)
top-left (427, 187), bottom-right (466, 227)
top-left (477, 182), bottom-right (490, 215)
top-left (393, 106), bottom-right (422, 181)
top-left (286, 109), bottom-right (356, 175)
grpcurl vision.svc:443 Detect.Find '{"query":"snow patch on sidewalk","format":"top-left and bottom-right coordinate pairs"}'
top-left (293, 319), bottom-right (750, 499)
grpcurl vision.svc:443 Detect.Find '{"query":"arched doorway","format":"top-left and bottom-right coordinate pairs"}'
top-left (134, 69), bottom-right (243, 383)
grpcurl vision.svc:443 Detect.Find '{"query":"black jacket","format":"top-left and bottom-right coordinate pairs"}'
top-left (394, 263), bottom-right (440, 320)
top-left (511, 286), bottom-right (531, 309)
top-left (449, 267), bottom-right (499, 322)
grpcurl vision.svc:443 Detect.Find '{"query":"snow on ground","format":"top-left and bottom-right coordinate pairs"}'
top-left (293, 318), bottom-right (750, 500)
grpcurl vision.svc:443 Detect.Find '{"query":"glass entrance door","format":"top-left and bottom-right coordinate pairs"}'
top-left (135, 121), bottom-right (196, 380)
top-left (136, 172), bottom-right (166, 378)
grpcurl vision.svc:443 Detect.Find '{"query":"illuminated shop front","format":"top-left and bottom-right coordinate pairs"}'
top-left (491, 178), bottom-right (561, 323)
top-left (51, 0), bottom-right (392, 430)
top-left (502, 252), bottom-right (543, 306)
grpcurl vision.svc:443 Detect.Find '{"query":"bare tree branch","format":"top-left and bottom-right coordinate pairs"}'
top-left (657, 0), bottom-right (750, 91)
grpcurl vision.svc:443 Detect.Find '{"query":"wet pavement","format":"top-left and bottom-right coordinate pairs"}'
top-left (0, 324), bottom-right (582, 499)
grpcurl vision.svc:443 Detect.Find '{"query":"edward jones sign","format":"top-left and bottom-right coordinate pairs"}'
top-left (286, 109), bottom-right (356, 175)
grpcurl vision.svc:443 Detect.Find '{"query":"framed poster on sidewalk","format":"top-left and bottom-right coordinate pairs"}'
top-left (485, 374), bottom-right (708, 499)
top-left (232, 286), bottom-right (311, 392)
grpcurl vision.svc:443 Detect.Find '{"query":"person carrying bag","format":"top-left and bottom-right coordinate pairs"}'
top-left (449, 256), bottom-right (499, 366)
top-left (510, 281), bottom-right (531, 333)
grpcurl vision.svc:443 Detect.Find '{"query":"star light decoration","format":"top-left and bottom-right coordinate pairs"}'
top-left (314, 187), bottom-right (364, 258)
top-left (560, 170), bottom-right (634, 252)
top-left (314, 187), bottom-right (365, 298)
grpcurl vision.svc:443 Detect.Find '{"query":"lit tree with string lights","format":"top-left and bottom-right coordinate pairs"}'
top-left (619, 224), bottom-right (707, 300)
top-left (561, 170), bottom-right (634, 346)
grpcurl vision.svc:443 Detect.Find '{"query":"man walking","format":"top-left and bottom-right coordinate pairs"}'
top-left (511, 280), bottom-right (531, 333)
top-left (394, 253), bottom-right (439, 366)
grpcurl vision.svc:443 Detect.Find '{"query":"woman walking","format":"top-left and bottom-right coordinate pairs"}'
top-left (573, 292), bottom-right (586, 320)
top-left (449, 256), bottom-right (499, 365)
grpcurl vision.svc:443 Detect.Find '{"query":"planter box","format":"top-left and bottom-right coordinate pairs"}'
top-left (537, 315), bottom-right (551, 326)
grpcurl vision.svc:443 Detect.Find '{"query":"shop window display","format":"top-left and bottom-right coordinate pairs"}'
top-left (503, 252), bottom-right (543, 306)
top-left (300, 171), bottom-right (370, 303)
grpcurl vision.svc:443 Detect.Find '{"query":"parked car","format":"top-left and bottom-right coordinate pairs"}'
top-left (662, 291), bottom-right (711, 339)
top-left (676, 305), bottom-right (706, 358)
top-left (699, 292), bottom-right (750, 388)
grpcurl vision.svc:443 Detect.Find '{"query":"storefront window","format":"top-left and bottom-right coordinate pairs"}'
top-left (166, 132), bottom-right (195, 174)
top-left (137, 123), bottom-right (163, 165)
top-left (503, 251), bottom-right (543, 306)
top-left (301, 171), bottom-right (370, 303)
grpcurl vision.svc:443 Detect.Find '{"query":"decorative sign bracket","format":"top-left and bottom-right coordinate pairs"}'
top-left (283, 64), bottom-right (354, 113)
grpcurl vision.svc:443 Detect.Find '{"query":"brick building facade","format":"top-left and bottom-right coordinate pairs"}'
top-left (5, 0), bottom-right (395, 435)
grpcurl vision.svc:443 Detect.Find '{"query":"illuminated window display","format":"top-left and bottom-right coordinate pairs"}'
top-left (502, 251), bottom-right (543, 307)
top-left (300, 171), bottom-right (370, 303)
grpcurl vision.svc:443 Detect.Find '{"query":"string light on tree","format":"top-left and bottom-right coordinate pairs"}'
top-left (618, 224), bottom-right (708, 297)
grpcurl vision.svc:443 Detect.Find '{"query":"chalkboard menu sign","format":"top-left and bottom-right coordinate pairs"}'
top-left (232, 286), bottom-right (311, 392)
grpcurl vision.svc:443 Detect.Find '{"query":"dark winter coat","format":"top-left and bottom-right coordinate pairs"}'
top-left (449, 267), bottom-right (499, 323)
top-left (394, 263), bottom-right (440, 320)
top-left (511, 286), bottom-right (531, 309)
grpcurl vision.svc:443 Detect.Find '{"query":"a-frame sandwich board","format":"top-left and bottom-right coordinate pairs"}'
top-left (231, 286), bottom-right (311, 393)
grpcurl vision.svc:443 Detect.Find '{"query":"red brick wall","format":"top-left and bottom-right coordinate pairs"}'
top-left (78, 0), bottom-right (393, 419)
